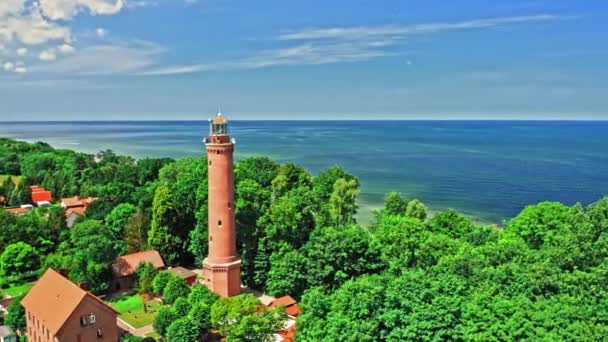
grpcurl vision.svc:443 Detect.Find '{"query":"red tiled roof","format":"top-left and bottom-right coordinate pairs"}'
top-left (114, 250), bottom-right (165, 277)
top-left (278, 325), bottom-right (297, 342)
top-left (285, 304), bottom-right (301, 317)
top-left (5, 208), bottom-right (28, 215)
top-left (61, 197), bottom-right (84, 208)
top-left (65, 207), bottom-right (86, 218)
top-left (21, 269), bottom-right (118, 336)
top-left (269, 295), bottom-right (297, 309)
top-left (167, 267), bottom-right (197, 280)
top-left (32, 190), bottom-right (52, 203)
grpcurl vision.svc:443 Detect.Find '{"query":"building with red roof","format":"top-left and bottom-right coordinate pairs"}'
top-left (5, 208), bottom-right (28, 216)
top-left (269, 295), bottom-right (301, 318)
top-left (30, 186), bottom-right (53, 205)
top-left (21, 269), bottom-right (119, 342)
top-left (112, 250), bottom-right (166, 291)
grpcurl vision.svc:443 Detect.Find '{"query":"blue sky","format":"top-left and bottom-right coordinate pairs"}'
top-left (0, 0), bottom-right (607, 120)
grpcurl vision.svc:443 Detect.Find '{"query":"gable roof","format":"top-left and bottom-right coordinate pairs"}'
top-left (61, 197), bottom-right (84, 208)
top-left (21, 269), bottom-right (118, 336)
top-left (114, 250), bottom-right (165, 277)
top-left (269, 295), bottom-right (297, 309)
top-left (32, 190), bottom-right (52, 203)
top-left (167, 267), bottom-right (197, 280)
top-left (5, 207), bottom-right (28, 215)
top-left (65, 207), bottom-right (86, 218)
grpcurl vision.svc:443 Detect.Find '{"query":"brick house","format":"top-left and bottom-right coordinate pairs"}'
top-left (112, 250), bottom-right (165, 291)
top-left (21, 269), bottom-right (119, 342)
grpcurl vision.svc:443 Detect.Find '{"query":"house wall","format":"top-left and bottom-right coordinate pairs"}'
top-left (26, 296), bottom-right (118, 342)
top-left (57, 297), bottom-right (118, 342)
top-left (112, 276), bottom-right (134, 292)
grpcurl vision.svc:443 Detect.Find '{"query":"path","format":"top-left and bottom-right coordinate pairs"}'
top-left (117, 318), bottom-right (154, 337)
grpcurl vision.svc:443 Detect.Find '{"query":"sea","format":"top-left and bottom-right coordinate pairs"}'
top-left (0, 120), bottom-right (607, 225)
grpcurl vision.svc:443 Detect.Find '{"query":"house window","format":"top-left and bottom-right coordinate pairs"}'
top-left (97, 329), bottom-right (103, 338)
top-left (89, 313), bottom-right (96, 324)
top-left (80, 316), bottom-right (88, 326)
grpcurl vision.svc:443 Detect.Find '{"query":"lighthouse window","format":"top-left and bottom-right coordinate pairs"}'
top-left (218, 220), bottom-right (222, 227)
top-left (209, 160), bottom-right (212, 166)
top-left (228, 202), bottom-right (231, 209)
top-left (209, 236), bottom-right (213, 242)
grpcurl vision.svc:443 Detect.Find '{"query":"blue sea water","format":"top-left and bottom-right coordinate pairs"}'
top-left (0, 120), bottom-right (607, 224)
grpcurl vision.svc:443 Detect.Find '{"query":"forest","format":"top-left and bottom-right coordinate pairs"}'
top-left (1, 136), bottom-right (608, 341)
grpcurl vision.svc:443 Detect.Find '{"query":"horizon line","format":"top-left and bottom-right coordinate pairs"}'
top-left (2, 118), bottom-right (608, 123)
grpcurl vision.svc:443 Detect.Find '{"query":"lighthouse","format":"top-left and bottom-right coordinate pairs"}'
top-left (202, 111), bottom-right (241, 297)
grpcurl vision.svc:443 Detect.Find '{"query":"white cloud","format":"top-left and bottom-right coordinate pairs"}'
top-left (140, 14), bottom-right (563, 76)
top-left (0, 7), bottom-right (72, 45)
top-left (58, 43), bottom-right (75, 54)
top-left (34, 40), bottom-right (163, 75)
top-left (3, 61), bottom-right (15, 71)
top-left (96, 27), bottom-right (109, 37)
top-left (39, 49), bottom-right (57, 61)
top-left (0, 0), bottom-right (25, 18)
top-left (279, 15), bottom-right (560, 41)
top-left (125, 0), bottom-right (158, 9)
top-left (39, 0), bottom-right (124, 20)
top-left (14, 65), bottom-right (27, 73)
top-left (16, 47), bottom-right (27, 56)
top-left (137, 64), bottom-right (210, 76)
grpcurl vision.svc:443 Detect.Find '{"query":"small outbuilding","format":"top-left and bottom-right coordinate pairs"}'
top-left (113, 250), bottom-right (166, 291)
top-left (167, 267), bottom-right (198, 286)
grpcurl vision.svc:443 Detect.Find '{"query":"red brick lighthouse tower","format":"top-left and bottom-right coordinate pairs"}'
top-left (203, 112), bottom-right (241, 297)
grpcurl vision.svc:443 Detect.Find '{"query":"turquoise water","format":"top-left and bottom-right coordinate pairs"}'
top-left (1, 120), bottom-right (607, 224)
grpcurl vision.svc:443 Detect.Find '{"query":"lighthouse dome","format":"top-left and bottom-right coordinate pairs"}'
top-left (213, 113), bottom-right (227, 124)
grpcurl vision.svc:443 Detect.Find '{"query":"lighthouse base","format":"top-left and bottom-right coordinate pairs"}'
top-left (202, 259), bottom-right (241, 297)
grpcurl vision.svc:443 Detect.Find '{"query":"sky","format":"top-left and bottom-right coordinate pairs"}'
top-left (0, 0), bottom-right (607, 120)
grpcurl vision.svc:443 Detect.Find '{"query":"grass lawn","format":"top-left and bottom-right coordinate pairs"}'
top-left (0, 175), bottom-right (21, 185)
top-left (1, 282), bottom-right (34, 297)
top-left (109, 295), bottom-right (165, 329)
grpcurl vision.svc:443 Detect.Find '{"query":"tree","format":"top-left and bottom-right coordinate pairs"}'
top-left (152, 271), bottom-right (173, 296)
top-left (153, 306), bottom-right (178, 337)
top-left (105, 203), bottom-right (137, 242)
top-left (5, 295), bottom-right (26, 332)
top-left (173, 297), bottom-right (192, 317)
top-left (303, 225), bottom-right (384, 293)
top-left (406, 199), bottom-right (427, 220)
top-left (383, 192), bottom-right (408, 216)
top-left (265, 244), bottom-right (308, 297)
top-left (44, 220), bottom-right (118, 293)
top-left (188, 284), bottom-right (218, 307)
top-left (189, 302), bottom-right (213, 333)
top-left (163, 276), bottom-right (190, 304)
top-left (166, 317), bottom-right (200, 342)
top-left (329, 178), bottom-right (360, 227)
top-left (427, 209), bottom-right (475, 239)
top-left (211, 294), bottom-right (286, 342)
top-left (271, 163), bottom-right (312, 198)
top-left (135, 262), bottom-right (158, 296)
top-left (125, 209), bottom-right (150, 253)
top-left (0, 242), bottom-right (40, 281)
top-left (85, 199), bottom-right (114, 221)
top-left (148, 185), bottom-right (182, 265)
